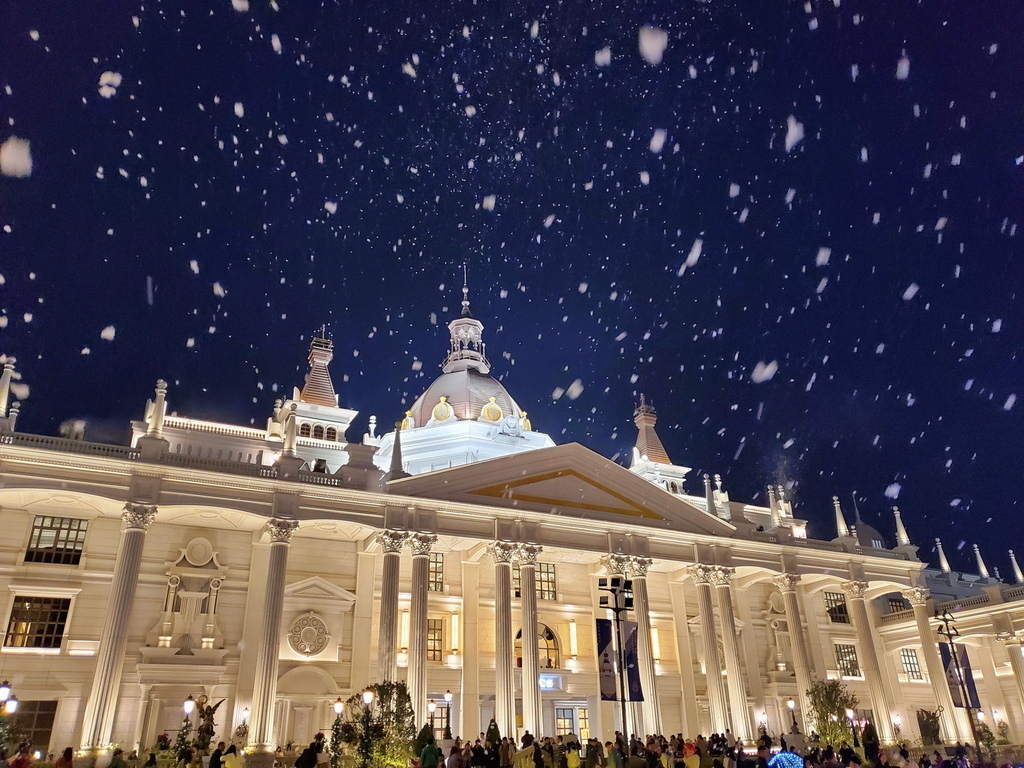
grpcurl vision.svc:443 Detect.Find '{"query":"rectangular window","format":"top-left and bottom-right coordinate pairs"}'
top-left (428, 705), bottom-right (448, 740)
top-left (824, 591), bottom-right (851, 624)
top-left (14, 700), bottom-right (58, 750)
top-left (426, 618), bottom-right (444, 661)
top-left (555, 708), bottom-right (574, 737)
top-left (835, 643), bottom-right (861, 677)
top-left (536, 563), bottom-right (557, 601)
top-left (25, 516), bottom-right (87, 565)
top-left (577, 708), bottom-right (590, 741)
top-left (888, 597), bottom-right (908, 614)
top-left (4, 596), bottom-right (71, 649)
top-left (427, 552), bottom-right (444, 593)
top-left (900, 648), bottom-right (923, 680)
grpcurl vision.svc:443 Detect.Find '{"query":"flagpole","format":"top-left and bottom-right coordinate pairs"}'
top-left (935, 609), bottom-right (983, 764)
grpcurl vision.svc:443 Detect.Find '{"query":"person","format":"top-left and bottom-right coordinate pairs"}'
top-left (211, 742), bottom-right (226, 768)
top-left (145, 754), bottom-right (159, 768)
top-left (109, 750), bottom-right (128, 768)
top-left (223, 745), bottom-right (241, 768)
top-left (514, 736), bottom-right (536, 768)
top-left (501, 739), bottom-right (514, 768)
top-left (177, 744), bottom-right (194, 768)
top-left (8, 748), bottom-right (31, 768)
top-left (423, 738), bottom-right (442, 768)
top-left (54, 749), bottom-right (74, 768)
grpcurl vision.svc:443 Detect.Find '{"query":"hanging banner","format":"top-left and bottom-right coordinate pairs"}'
top-left (596, 619), bottom-right (617, 701)
top-left (623, 620), bottom-right (644, 702)
top-left (939, 643), bottom-right (981, 708)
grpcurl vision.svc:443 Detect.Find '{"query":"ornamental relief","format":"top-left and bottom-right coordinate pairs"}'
top-left (287, 612), bottom-right (331, 657)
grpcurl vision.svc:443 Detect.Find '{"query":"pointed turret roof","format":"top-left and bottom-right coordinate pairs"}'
top-left (299, 329), bottom-right (338, 407)
top-left (633, 394), bottom-right (671, 464)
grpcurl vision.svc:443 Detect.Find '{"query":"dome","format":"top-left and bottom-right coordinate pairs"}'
top-left (407, 369), bottom-right (525, 428)
top-left (854, 518), bottom-right (887, 549)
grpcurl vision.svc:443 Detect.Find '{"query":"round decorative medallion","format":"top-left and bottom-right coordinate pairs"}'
top-left (184, 537), bottom-right (214, 566)
top-left (288, 612), bottom-right (331, 656)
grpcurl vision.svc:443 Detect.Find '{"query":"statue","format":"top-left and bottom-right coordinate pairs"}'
top-left (193, 695), bottom-right (225, 753)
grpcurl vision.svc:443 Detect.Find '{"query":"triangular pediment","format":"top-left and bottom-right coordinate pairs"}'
top-left (284, 576), bottom-right (357, 607)
top-left (388, 443), bottom-right (735, 537)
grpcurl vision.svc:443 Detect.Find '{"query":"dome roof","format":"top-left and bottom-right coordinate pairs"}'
top-left (407, 369), bottom-right (525, 428)
top-left (854, 518), bottom-right (887, 549)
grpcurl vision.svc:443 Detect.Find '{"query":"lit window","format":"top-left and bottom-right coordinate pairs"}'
top-left (577, 708), bottom-right (590, 740)
top-left (11, 701), bottom-right (57, 749)
top-left (888, 597), bottom-right (908, 614)
top-left (428, 553), bottom-right (444, 593)
top-left (313, 425), bottom-right (325, 440)
top-left (426, 618), bottom-right (444, 661)
top-left (325, 427), bottom-right (338, 442)
top-left (4, 596), bottom-right (71, 649)
top-left (555, 708), bottom-right (574, 737)
top-left (428, 704), bottom-right (449, 740)
top-left (872, 539), bottom-right (885, 549)
top-left (514, 562), bottom-right (557, 600)
top-left (835, 643), bottom-right (861, 677)
top-left (515, 625), bottom-right (560, 670)
top-left (299, 423), bottom-right (312, 437)
top-left (823, 592), bottom-right (851, 624)
top-left (25, 516), bottom-right (87, 565)
top-left (900, 648), bottom-right (923, 680)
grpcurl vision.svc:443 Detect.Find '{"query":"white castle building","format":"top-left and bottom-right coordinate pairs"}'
top-left (0, 296), bottom-right (1022, 764)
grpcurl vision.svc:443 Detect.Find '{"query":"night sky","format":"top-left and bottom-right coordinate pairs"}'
top-left (1, 0), bottom-right (1021, 574)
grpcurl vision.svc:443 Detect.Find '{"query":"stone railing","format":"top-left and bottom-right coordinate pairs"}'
top-left (935, 593), bottom-right (992, 613)
top-left (162, 452), bottom-right (264, 476)
top-left (1002, 585), bottom-right (1024, 601)
top-left (163, 416), bottom-right (268, 440)
top-left (0, 432), bottom-right (141, 460)
top-left (880, 608), bottom-right (915, 624)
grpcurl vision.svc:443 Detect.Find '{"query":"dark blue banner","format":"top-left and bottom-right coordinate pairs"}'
top-left (939, 643), bottom-right (981, 708)
top-left (623, 620), bottom-right (644, 702)
top-left (596, 619), bottom-right (617, 701)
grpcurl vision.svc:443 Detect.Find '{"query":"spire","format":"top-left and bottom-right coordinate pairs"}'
top-left (893, 506), bottom-right (911, 546)
top-left (974, 544), bottom-right (991, 580)
top-left (299, 329), bottom-right (338, 407)
top-left (442, 276), bottom-right (490, 374)
top-left (146, 380), bottom-right (168, 439)
top-left (767, 484), bottom-right (782, 530)
top-left (0, 356), bottom-right (16, 418)
top-left (633, 395), bottom-right (671, 464)
top-left (833, 496), bottom-right (850, 538)
top-left (1010, 550), bottom-right (1024, 585)
top-left (383, 419), bottom-right (410, 483)
top-left (703, 473), bottom-right (716, 513)
top-left (850, 490), bottom-right (864, 525)
top-left (935, 538), bottom-right (951, 574)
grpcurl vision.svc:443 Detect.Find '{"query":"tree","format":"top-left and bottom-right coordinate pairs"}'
top-left (806, 680), bottom-right (858, 748)
top-left (339, 682), bottom-right (416, 768)
top-left (485, 719), bottom-right (501, 745)
top-left (414, 723), bottom-right (434, 756)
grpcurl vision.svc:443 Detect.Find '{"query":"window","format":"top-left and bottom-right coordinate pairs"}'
top-left (4, 596), bottom-right (71, 649)
top-left (428, 704), bottom-right (449, 740)
top-left (13, 700), bottom-right (57, 750)
top-left (872, 539), bottom-right (885, 549)
top-left (515, 625), bottom-right (560, 670)
top-left (514, 563), bottom-right (557, 600)
top-left (325, 427), bottom-right (338, 442)
top-left (888, 597), bottom-right (908, 614)
top-left (426, 618), bottom-right (444, 661)
top-left (824, 591), bottom-right (851, 623)
top-left (577, 708), bottom-right (590, 740)
top-left (835, 643), bottom-right (861, 677)
top-left (299, 423), bottom-right (312, 437)
top-left (555, 708), bottom-right (574, 737)
top-left (25, 516), bottom-right (87, 565)
top-left (312, 425), bottom-right (325, 440)
top-left (900, 648), bottom-right (923, 680)
top-left (428, 553), bottom-right (444, 593)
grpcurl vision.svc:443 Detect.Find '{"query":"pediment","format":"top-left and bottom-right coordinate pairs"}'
top-left (388, 443), bottom-right (735, 537)
top-left (284, 576), bottom-right (357, 609)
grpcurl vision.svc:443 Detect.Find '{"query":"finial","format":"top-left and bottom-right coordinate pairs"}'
top-left (767, 485), bottom-right (781, 530)
top-left (850, 490), bottom-right (864, 523)
top-left (893, 506), bottom-right (911, 547)
top-left (461, 263), bottom-right (471, 317)
top-left (833, 496), bottom-right (850, 538)
top-left (1010, 550), bottom-right (1024, 585)
top-left (0, 356), bottom-right (17, 418)
top-left (974, 543), bottom-right (991, 580)
top-left (703, 473), bottom-right (716, 513)
top-left (935, 538), bottom-right (951, 574)
top-left (714, 473), bottom-right (723, 493)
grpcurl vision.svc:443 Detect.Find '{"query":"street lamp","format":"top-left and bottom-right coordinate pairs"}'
top-left (183, 696), bottom-right (196, 717)
top-left (359, 688), bottom-right (375, 768)
top-left (893, 714), bottom-right (902, 740)
top-left (3, 697), bottom-right (17, 715)
top-left (598, 575), bottom-right (634, 740)
top-left (935, 609), bottom-right (984, 764)
top-left (334, 698), bottom-right (344, 718)
top-left (787, 699), bottom-right (800, 733)
top-left (0, 681), bottom-right (10, 702)
top-left (443, 691), bottom-right (453, 740)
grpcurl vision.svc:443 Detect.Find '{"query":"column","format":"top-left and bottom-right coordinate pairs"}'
top-left (669, 580), bottom-right (699, 735)
top-left (351, 550), bottom-right (377, 691)
top-left (904, 587), bottom-right (960, 741)
top-left (461, 559), bottom-right (482, 739)
top-left (773, 574), bottom-right (814, 731)
top-left (627, 557), bottom-right (663, 737)
top-left (712, 568), bottom-right (750, 740)
top-left (377, 530), bottom-right (408, 683)
top-left (79, 503), bottom-right (158, 753)
top-left (249, 518), bottom-right (299, 761)
top-left (843, 580), bottom-right (894, 741)
top-left (489, 541), bottom-right (519, 739)
top-left (690, 565), bottom-right (729, 733)
top-left (407, 533), bottom-right (437, 726)
top-left (999, 636), bottom-right (1024, 740)
top-left (517, 544), bottom-right (543, 737)
top-left (131, 685), bottom-right (152, 752)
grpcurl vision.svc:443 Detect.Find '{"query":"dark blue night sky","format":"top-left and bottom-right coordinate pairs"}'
top-left (1, 0), bottom-right (1021, 573)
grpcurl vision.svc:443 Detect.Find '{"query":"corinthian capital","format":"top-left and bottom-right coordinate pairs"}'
top-left (122, 503), bottom-right (158, 530)
top-left (516, 543), bottom-right (543, 566)
top-left (902, 586), bottom-right (931, 606)
top-left (406, 532), bottom-right (437, 556)
top-left (841, 580), bottom-right (868, 599)
top-left (602, 553), bottom-right (632, 576)
top-left (688, 564), bottom-right (718, 585)
top-left (772, 573), bottom-right (801, 593)
top-left (628, 556), bottom-right (653, 578)
top-left (488, 540), bottom-right (519, 564)
top-left (264, 517), bottom-right (299, 543)
top-left (708, 566), bottom-right (735, 587)
top-left (378, 529), bottom-right (408, 554)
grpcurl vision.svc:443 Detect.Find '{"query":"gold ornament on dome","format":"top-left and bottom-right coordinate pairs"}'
top-left (481, 396), bottom-right (503, 422)
top-left (400, 410), bottom-right (415, 430)
top-left (432, 396), bottom-right (454, 422)
top-left (520, 412), bottom-right (532, 431)
top-left (287, 612), bottom-right (331, 656)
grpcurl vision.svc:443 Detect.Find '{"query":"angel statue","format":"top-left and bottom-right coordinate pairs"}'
top-left (193, 695), bottom-right (225, 753)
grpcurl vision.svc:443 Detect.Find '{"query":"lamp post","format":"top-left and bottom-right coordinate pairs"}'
top-left (359, 688), bottom-right (375, 768)
top-left (443, 691), bottom-right (453, 740)
top-left (787, 698), bottom-right (800, 733)
top-left (427, 699), bottom-right (437, 739)
top-left (845, 709), bottom-right (859, 748)
top-left (935, 609), bottom-right (983, 765)
top-left (0, 680), bottom-right (17, 747)
top-left (598, 576), bottom-right (634, 740)
top-left (893, 714), bottom-right (902, 741)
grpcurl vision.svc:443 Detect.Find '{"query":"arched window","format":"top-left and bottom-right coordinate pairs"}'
top-left (299, 422), bottom-right (312, 438)
top-left (325, 427), bottom-right (338, 442)
top-left (514, 624), bottom-right (560, 670)
top-left (670, 482), bottom-right (679, 494)
top-left (312, 425), bottom-right (325, 440)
